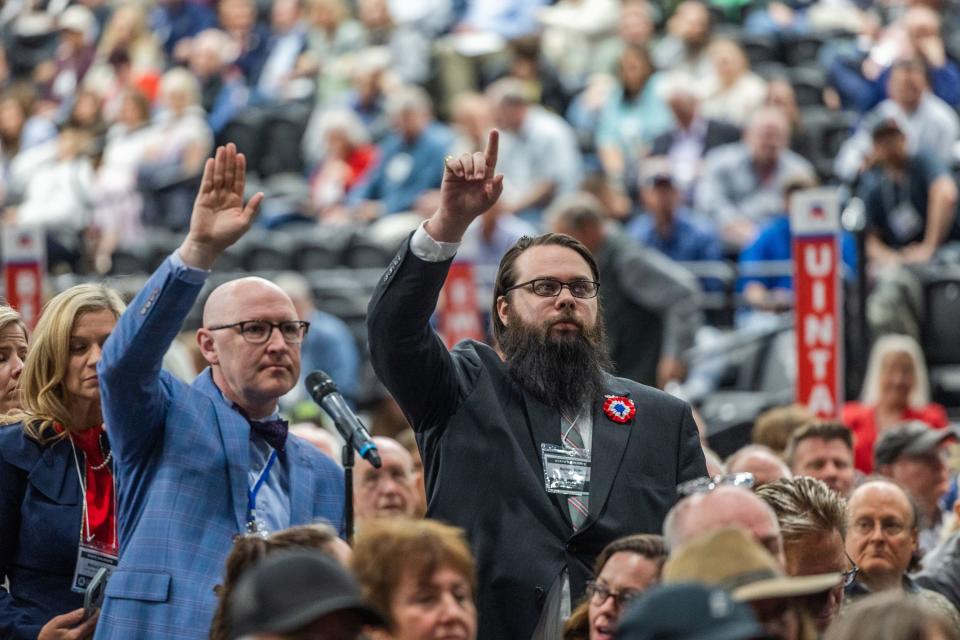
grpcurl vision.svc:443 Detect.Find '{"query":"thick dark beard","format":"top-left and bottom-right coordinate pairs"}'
top-left (500, 309), bottom-right (612, 417)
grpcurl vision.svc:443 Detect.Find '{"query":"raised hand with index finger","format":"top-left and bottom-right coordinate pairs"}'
top-left (426, 129), bottom-right (504, 243)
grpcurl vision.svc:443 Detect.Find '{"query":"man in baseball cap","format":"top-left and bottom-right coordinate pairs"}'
top-left (875, 421), bottom-right (959, 554)
top-left (228, 550), bottom-right (385, 640)
top-left (617, 583), bottom-right (764, 640)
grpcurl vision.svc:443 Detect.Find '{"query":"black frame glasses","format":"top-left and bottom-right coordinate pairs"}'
top-left (207, 320), bottom-right (310, 344)
top-left (503, 278), bottom-right (600, 299)
top-left (585, 580), bottom-right (640, 609)
top-left (841, 551), bottom-right (859, 588)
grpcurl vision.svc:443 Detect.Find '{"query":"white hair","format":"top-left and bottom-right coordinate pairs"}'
top-left (859, 334), bottom-right (930, 407)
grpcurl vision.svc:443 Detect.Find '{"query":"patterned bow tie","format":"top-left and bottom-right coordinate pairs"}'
top-left (234, 404), bottom-right (289, 460)
top-left (248, 418), bottom-right (289, 461)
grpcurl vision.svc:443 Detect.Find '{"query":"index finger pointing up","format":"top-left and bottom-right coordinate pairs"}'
top-left (484, 129), bottom-right (499, 172)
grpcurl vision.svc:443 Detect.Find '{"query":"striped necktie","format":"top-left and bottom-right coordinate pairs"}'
top-left (561, 414), bottom-right (589, 531)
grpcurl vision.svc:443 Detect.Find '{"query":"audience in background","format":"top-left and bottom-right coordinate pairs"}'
top-left (209, 524), bottom-right (354, 640)
top-left (725, 444), bottom-right (793, 487)
top-left (353, 436), bottom-right (419, 523)
top-left (752, 405), bottom-right (814, 457)
top-left (873, 421), bottom-right (957, 554)
top-left (756, 477), bottom-right (849, 632)
top-left (824, 591), bottom-right (960, 640)
top-left (352, 518), bottom-right (478, 640)
top-left (784, 421), bottom-right (855, 496)
top-left (843, 334), bottom-right (948, 474)
top-left (563, 534), bottom-right (667, 640)
top-left (843, 480), bottom-right (960, 626)
top-left (664, 485), bottom-right (784, 563)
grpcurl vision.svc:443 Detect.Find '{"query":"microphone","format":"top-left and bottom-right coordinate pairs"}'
top-left (305, 371), bottom-right (381, 468)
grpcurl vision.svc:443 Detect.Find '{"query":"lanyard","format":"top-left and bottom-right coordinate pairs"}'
top-left (247, 450), bottom-right (278, 525)
top-left (69, 437), bottom-right (118, 550)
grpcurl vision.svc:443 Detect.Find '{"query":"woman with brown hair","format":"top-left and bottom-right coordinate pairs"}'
top-left (352, 518), bottom-right (477, 640)
top-left (563, 534), bottom-right (667, 640)
top-left (209, 523), bottom-right (351, 640)
top-left (0, 284), bottom-right (125, 640)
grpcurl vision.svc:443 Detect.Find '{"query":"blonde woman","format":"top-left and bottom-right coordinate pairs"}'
top-left (842, 334), bottom-right (947, 473)
top-left (0, 305), bottom-right (28, 413)
top-left (0, 284), bottom-right (125, 640)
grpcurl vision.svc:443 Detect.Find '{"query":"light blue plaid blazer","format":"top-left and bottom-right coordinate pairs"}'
top-left (93, 257), bottom-right (344, 639)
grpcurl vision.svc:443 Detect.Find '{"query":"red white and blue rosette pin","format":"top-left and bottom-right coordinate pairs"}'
top-left (603, 395), bottom-right (636, 424)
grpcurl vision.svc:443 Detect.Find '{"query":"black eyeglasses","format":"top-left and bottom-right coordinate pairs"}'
top-left (207, 320), bottom-right (310, 344)
top-left (586, 581), bottom-right (640, 609)
top-left (676, 472), bottom-right (755, 497)
top-left (842, 551), bottom-right (859, 588)
top-left (504, 278), bottom-right (600, 299)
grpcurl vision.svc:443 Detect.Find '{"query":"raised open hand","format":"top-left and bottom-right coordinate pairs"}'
top-left (432, 130), bottom-right (504, 241)
top-left (179, 143), bottom-right (264, 269)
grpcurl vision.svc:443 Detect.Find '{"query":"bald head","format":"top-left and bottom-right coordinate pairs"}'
top-left (726, 445), bottom-right (792, 487)
top-left (197, 277), bottom-right (303, 418)
top-left (664, 486), bottom-right (783, 562)
top-left (203, 277), bottom-right (296, 327)
top-left (354, 436), bottom-right (418, 520)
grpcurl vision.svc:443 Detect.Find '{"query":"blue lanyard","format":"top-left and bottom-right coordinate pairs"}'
top-left (247, 450), bottom-right (278, 525)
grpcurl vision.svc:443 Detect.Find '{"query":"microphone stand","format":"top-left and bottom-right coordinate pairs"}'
top-left (341, 432), bottom-right (355, 543)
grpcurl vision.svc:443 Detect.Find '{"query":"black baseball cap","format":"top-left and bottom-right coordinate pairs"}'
top-left (617, 583), bottom-right (763, 640)
top-left (228, 550), bottom-right (385, 639)
top-left (874, 421), bottom-right (958, 467)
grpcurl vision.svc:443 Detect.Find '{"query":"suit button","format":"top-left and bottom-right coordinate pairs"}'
top-left (535, 586), bottom-right (545, 605)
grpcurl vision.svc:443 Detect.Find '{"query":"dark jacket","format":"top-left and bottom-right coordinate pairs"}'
top-left (367, 238), bottom-right (707, 640)
top-left (651, 119), bottom-right (742, 157)
top-left (0, 425), bottom-right (84, 639)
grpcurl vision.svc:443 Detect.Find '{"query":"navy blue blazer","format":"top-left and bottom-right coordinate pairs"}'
top-left (0, 425), bottom-right (84, 639)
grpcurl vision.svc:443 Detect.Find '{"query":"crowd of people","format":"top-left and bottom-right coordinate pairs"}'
top-left (3, 0), bottom-right (960, 639)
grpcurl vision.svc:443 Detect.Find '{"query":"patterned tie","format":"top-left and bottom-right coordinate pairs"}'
top-left (234, 404), bottom-right (289, 461)
top-left (561, 415), bottom-right (589, 531)
top-left (249, 418), bottom-right (289, 461)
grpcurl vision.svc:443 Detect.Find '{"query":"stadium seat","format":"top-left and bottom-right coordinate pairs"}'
top-left (218, 108), bottom-right (266, 173)
top-left (342, 234), bottom-right (393, 269)
top-left (257, 102), bottom-right (313, 178)
top-left (239, 229), bottom-right (296, 271)
top-left (782, 34), bottom-right (827, 68)
top-left (293, 229), bottom-right (351, 271)
top-left (788, 66), bottom-right (826, 108)
top-left (741, 34), bottom-right (783, 67)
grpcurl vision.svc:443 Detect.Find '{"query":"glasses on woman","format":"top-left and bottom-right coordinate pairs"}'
top-left (585, 581), bottom-right (640, 609)
top-left (207, 320), bottom-right (310, 344)
top-left (504, 278), bottom-right (600, 299)
top-left (676, 472), bottom-right (756, 497)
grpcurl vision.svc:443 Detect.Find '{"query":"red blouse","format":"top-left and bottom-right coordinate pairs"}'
top-left (841, 402), bottom-right (949, 474)
top-left (65, 425), bottom-right (117, 551)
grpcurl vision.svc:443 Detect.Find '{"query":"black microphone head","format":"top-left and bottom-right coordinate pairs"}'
top-left (305, 370), bottom-right (338, 399)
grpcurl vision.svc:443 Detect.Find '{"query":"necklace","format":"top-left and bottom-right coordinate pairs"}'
top-left (89, 450), bottom-right (112, 471)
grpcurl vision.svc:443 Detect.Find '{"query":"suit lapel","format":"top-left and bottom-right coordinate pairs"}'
top-left (194, 370), bottom-right (251, 532)
top-left (520, 391), bottom-right (573, 529)
top-left (29, 439), bottom-right (81, 505)
top-left (576, 378), bottom-right (634, 534)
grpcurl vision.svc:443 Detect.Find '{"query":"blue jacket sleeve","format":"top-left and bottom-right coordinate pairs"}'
top-left (97, 256), bottom-right (206, 466)
top-left (0, 436), bottom-right (40, 640)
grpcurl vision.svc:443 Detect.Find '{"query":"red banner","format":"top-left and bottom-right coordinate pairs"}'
top-left (3, 228), bottom-right (45, 330)
top-left (790, 189), bottom-right (843, 419)
top-left (438, 262), bottom-right (485, 348)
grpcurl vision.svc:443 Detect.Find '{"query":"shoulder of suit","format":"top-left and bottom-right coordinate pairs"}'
top-left (0, 422), bottom-right (45, 469)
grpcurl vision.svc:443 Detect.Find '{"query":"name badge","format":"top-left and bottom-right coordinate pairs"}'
top-left (541, 443), bottom-right (590, 496)
top-left (72, 542), bottom-right (118, 593)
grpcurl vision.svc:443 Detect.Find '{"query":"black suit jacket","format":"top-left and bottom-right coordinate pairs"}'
top-left (367, 239), bottom-right (707, 640)
top-left (651, 119), bottom-right (742, 157)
